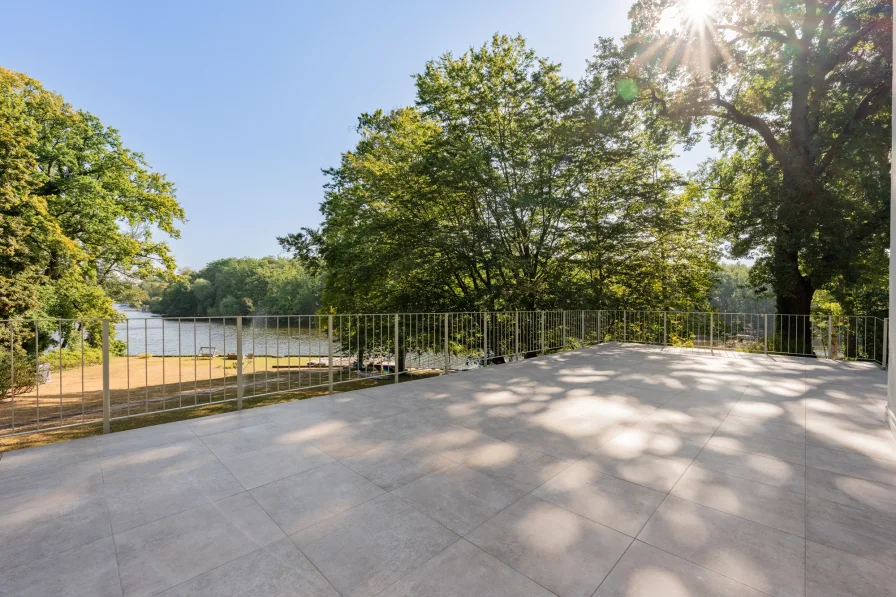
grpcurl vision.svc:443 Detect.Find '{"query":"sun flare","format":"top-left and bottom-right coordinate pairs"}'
top-left (658, 0), bottom-right (716, 33)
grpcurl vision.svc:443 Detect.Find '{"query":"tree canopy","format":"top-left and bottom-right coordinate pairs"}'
top-left (280, 35), bottom-right (722, 314)
top-left (0, 67), bottom-right (184, 329)
top-left (149, 257), bottom-right (321, 317)
top-left (621, 0), bottom-right (891, 315)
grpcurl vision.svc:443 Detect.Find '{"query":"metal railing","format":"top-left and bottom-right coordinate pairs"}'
top-left (0, 310), bottom-right (886, 438)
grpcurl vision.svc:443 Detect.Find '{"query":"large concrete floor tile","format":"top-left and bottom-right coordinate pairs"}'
top-left (96, 421), bottom-right (197, 458)
top-left (807, 497), bottom-right (896, 569)
top-left (532, 464), bottom-right (665, 537)
top-left (293, 493), bottom-right (458, 597)
top-left (807, 466), bottom-right (896, 516)
top-left (115, 492), bottom-right (284, 597)
top-left (0, 494), bottom-right (112, 573)
top-left (303, 420), bottom-right (396, 460)
top-left (503, 417), bottom-right (628, 461)
top-left (391, 463), bottom-right (525, 535)
top-left (0, 536), bottom-right (121, 597)
top-left (807, 444), bottom-right (896, 487)
top-left (342, 445), bottom-right (454, 491)
top-left (807, 417), bottom-right (896, 462)
top-left (630, 407), bottom-right (724, 445)
top-left (376, 539), bottom-right (555, 597)
top-left (99, 438), bottom-right (218, 485)
top-left (593, 540), bottom-right (770, 597)
top-left (806, 540), bottom-right (896, 597)
top-left (104, 460), bottom-right (244, 532)
top-left (672, 466), bottom-right (806, 537)
top-left (430, 430), bottom-right (572, 492)
top-left (715, 413), bottom-right (807, 444)
top-left (728, 398), bottom-right (805, 424)
top-left (695, 442), bottom-right (806, 494)
top-left (199, 421), bottom-right (288, 459)
top-left (219, 441), bottom-right (333, 489)
top-left (466, 494), bottom-right (631, 597)
top-left (0, 459), bottom-right (104, 515)
top-left (639, 496), bottom-right (806, 597)
top-left (0, 436), bottom-right (98, 480)
top-left (187, 409), bottom-right (273, 437)
top-left (708, 432), bottom-right (806, 465)
top-left (578, 430), bottom-right (703, 492)
top-left (156, 537), bottom-right (340, 597)
top-left (249, 462), bottom-right (384, 535)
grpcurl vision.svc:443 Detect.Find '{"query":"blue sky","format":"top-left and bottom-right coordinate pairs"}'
top-left (2, 0), bottom-right (712, 268)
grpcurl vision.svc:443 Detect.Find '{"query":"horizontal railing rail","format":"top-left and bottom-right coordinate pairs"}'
top-left (0, 310), bottom-right (886, 438)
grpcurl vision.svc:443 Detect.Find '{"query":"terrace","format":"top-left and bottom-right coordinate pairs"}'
top-left (1, 343), bottom-right (894, 597)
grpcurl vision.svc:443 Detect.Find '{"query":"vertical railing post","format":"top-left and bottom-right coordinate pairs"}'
top-left (236, 316), bottom-right (244, 410)
top-left (483, 312), bottom-right (489, 367)
top-left (764, 314), bottom-right (769, 355)
top-left (444, 313), bottom-right (449, 374)
top-left (828, 314), bottom-right (834, 359)
top-left (597, 310), bottom-right (602, 344)
top-left (394, 314), bottom-right (399, 383)
top-left (327, 314), bottom-right (334, 394)
top-left (102, 319), bottom-right (110, 434)
top-left (581, 310), bottom-right (585, 347)
top-left (562, 311), bottom-right (567, 350)
top-left (663, 312), bottom-right (667, 346)
top-left (710, 313), bottom-right (714, 349)
top-left (623, 311), bottom-right (627, 343)
top-left (882, 318), bottom-right (888, 369)
top-left (541, 311), bottom-right (546, 355)
top-left (515, 311), bottom-right (520, 359)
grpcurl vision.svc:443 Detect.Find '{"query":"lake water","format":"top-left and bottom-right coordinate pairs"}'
top-left (116, 309), bottom-right (330, 357)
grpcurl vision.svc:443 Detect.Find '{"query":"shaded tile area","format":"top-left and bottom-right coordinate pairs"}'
top-left (806, 541), bottom-right (896, 597)
top-left (594, 540), bottom-right (770, 597)
top-left (156, 538), bottom-right (339, 597)
top-left (638, 496), bottom-right (806, 597)
top-left (391, 464), bottom-right (525, 535)
top-left (532, 464), bottom-right (665, 536)
top-left (249, 462), bottom-right (384, 535)
top-left (115, 492), bottom-right (284, 597)
top-left (0, 536), bottom-right (122, 597)
top-left (466, 494), bottom-right (631, 597)
top-left (376, 540), bottom-right (556, 597)
top-left (293, 494), bottom-right (458, 597)
top-left (1, 344), bottom-right (893, 597)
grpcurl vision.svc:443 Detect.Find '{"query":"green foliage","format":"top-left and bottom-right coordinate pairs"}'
top-left (710, 263), bottom-right (776, 313)
top-left (669, 334), bottom-right (695, 348)
top-left (0, 349), bottom-right (38, 398)
top-left (151, 257), bottom-right (320, 316)
top-left (281, 35), bottom-right (722, 314)
top-left (623, 0), bottom-right (891, 314)
top-left (0, 67), bottom-right (185, 343)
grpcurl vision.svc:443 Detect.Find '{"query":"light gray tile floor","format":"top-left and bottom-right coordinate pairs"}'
top-left (1, 343), bottom-right (894, 596)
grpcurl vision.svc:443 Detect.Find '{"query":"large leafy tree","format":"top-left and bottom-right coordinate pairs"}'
top-left (0, 68), bottom-right (184, 335)
top-left (623, 0), bottom-right (891, 317)
top-left (282, 35), bottom-right (722, 314)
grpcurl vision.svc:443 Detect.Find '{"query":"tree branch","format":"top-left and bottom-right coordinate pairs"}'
top-left (715, 24), bottom-right (789, 44)
top-left (822, 18), bottom-right (887, 74)
top-left (817, 79), bottom-right (892, 174)
top-left (711, 97), bottom-right (787, 166)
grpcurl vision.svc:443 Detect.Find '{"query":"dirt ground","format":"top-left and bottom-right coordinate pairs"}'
top-left (0, 370), bottom-right (440, 453)
top-left (0, 355), bottom-right (401, 438)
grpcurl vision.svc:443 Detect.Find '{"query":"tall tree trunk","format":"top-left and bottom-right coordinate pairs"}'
top-left (773, 238), bottom-right (815, 355)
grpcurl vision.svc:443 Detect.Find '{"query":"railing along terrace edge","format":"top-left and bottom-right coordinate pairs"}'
top-left (0, 310), bottom-right (887, 439)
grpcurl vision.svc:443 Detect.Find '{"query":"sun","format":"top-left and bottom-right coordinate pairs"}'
top-left (657, 0), bottom-right (716, 34)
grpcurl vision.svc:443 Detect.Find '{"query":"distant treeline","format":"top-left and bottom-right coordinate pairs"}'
top-left (144, 257), bottom-right (320, 317)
